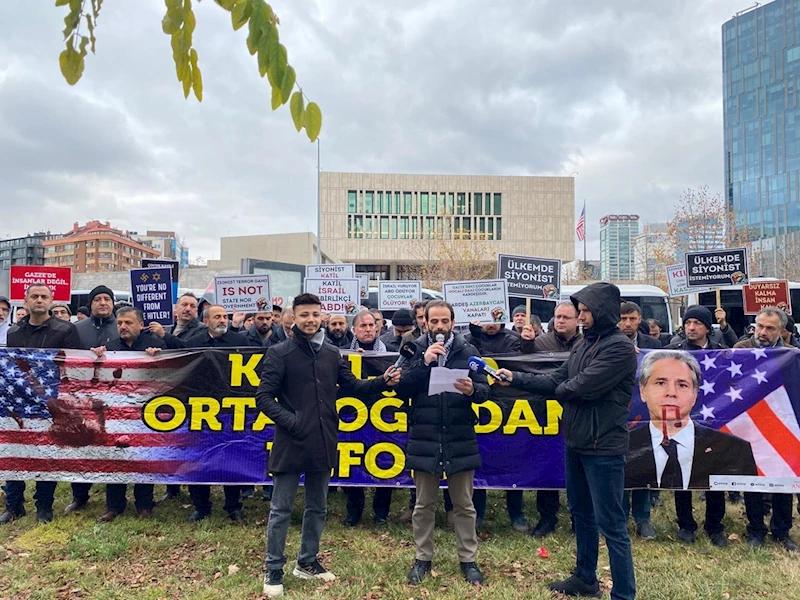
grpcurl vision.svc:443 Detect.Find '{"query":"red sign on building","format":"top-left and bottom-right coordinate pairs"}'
top-left (742, 280), bottom-right (791, 315)
top-left (9, 266), bottom-right (72, 302)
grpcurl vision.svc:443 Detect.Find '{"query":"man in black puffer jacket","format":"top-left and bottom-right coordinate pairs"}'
top-left (496, 282), bottom-right (637, 600)
top-left (465, 321), bottom-right (521, 355)
top-left (395, 300), bottom-right (490, 587)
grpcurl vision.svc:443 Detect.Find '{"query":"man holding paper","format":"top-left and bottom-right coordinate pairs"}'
top-left (394, 300), bottom-right (490, 587)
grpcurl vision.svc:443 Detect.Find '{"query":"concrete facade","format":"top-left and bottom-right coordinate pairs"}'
top-left (206, 232), bottom-right (337, 271)
top-left (319, 172), bottom-right (575, 279)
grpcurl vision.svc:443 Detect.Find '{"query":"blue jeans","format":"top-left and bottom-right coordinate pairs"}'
top-left (622, 490), bottom-right (651, 524)
top-left (566, 449), bottom-right (636, 600)
top-left (266, 471), bottom-right (330, 571)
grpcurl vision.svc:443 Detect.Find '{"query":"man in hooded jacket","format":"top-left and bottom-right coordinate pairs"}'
top-left (496, 282), bottom-right (637, 600)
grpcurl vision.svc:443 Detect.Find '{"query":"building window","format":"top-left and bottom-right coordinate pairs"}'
top-left (430, 192), bottom-right (438, 215)
top-left (390, 217), bottom-right (398, 239)
top-left (474, 193), bottom-right (482, 215)
top-left (457, 193), bottom-right (466, 215)
top-left (479, 217), bottom-right (486, 238)
top-left (487, 218), bottom-right (494, 240)
top-left (424, 216), bottom-right (435, 238)
top-left (494, 193), bottom-right (502, 215)
top-left (347, 190), bottom-right (357, 213)
top-left (420, 192), bottom-right (429, 215)
top-left (365, 191), bottom-right (374, 214)
top-left (404, 192), bottom-right (412, 214)
top-left (394, 192), bottom-right (401, 214)
top-left (496, 217), bottom-right (502, 240)
top-left (378, 191), bottom-right (384, 213)
top-left (463, 217), bottom-right (471, 236)
top-left (485, 193), bottom-right (491, 215)
top-left (354, 215), bottom-right (363, 238)
top-left (411, 217), bottom-right (418, 239)
top-left (447, 193), bottom-right (454, 214)
top-left (365, 216), bottom-right (373, 239)
top-left (380, 216), bottom-right (389, 239)
top-left (400, 216), bottom-right (409, 239)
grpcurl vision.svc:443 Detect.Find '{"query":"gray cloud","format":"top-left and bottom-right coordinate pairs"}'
top-left (0, 0), bottom-right (735, 261)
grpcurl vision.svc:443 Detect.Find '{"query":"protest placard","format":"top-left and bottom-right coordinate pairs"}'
top-left (685, 248), bottom-right (749, 288)
top-left (9, 266), bottom-right (72, 302)
top-left (442, 279), bottom-right (509, 325)
top-left (497, 254), bottom-right (561, 300)
top-left (213, 274), bottom-right (272, 312)
top-left (378, 281), bottom-right (422, 311)
top-left (306, 263), bottom-right (355, 279)
top-left (142, 259), bottom-right (180, 302)
top-left (130, 267), bottom-right (174, 325)
top-left (665, 264), bottom-right (713, 297)
top-left (356, 273), bottom-right (370, 301)
top-left (304, 278), bottom-right (360, 315)
top-left (743, 280), bottom-right (791, 314)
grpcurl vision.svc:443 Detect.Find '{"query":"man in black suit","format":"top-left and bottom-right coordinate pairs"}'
top-left (618, 302), bottom-right (660, 540)
top-left (625, 350), bottom-right (757, 547)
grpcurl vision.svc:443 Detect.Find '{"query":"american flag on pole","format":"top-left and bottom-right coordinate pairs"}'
top-left (630, 347), bottom-right (800, 478)
top-left (576, 205), bottom-right (586, 241)
top-left (0, 348), bottom-right (201, 484)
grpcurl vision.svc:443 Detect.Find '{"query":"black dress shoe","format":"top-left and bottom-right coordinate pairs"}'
top-left (0, 509), bottom-right (25, 525)
top-left (36, 509), bottom-right (54, 524)
top-left (531, 520), bottom-right (557, 537)
top-left (373, 516), bottom-right (388, 527)
top-left (709, 532), bottom-right (728, 548)
top-left (407, 560), bottom-right (431, 585)
top-left (777, 536), bottom-right (798, 552)
top-left (677, 528), bottom-right (696, 543)
top-left (187, 510), bottom-right (209, 522)
top-left (96, 511), bottom-right (118, 523)
top-left (746, 534), bottom-right (764, 548)
top-left (342, 515), bottom-right (361, 527)
top-left (64, 498), bottom-right (88, 514)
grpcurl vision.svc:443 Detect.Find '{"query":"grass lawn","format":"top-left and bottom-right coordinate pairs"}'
top-left (0, 485), bottom-right (798, 599)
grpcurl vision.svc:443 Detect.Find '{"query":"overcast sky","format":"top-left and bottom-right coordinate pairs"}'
top-left (0, 1), bottom-right (744, 261)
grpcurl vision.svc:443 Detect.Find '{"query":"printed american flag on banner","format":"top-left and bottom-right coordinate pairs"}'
top-left (576, 205), bottom-right (586, 241)
top-left (0, 349), bottom-right (199, 483)
top-left (631, 347), bottom-right (800, 477)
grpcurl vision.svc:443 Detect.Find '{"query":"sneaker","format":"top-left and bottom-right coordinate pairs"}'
top-left (36, 509), bottom-right (54, 524)
top-left (407, 559), bottom-right (431, 585)
top-left (399, 507), bottom-right (413, 523)
top-left (446, 510), bottom-right (455, 529)
top-left (636, 520), bottom-right (656, 541)
top-left (511, 517), bottom-right (529, 534)
top-left (0, 509), bottom-right (25, 525)
top-left (746, 534), bottom-right (764, 548)
top-left (547, 575), bottom-right (601, 597)
top-left (776, 536), bottom-right (798, 552)
top-left (460, 562), bottom-right (484, 585)
top-left (709, 532), bottom-right (728, 548)
top-left (263, 569), bottom-right (284, 598)
top-left (292, 559), bottom-right (335, 582)
top-left (531, 519), bottom-right (557, 538)
top-left (373, 516), bottom-right (388, 527)
top-left (677, 528), bottom-right (696, 543)
top-left (342, 514), bottom-right (361, 527)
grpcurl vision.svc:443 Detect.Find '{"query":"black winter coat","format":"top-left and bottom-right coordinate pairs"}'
top-left (326, 329), bottom-right (354, 349)
top-left (394, 333), bottom-right (490, 476)
top-left (75, 315), bottom-right (118, 349)
top-left (164, 318), bottom-right (205, 349)
top-left (509, 282), bottom-right (637, 456)
top-left (465, 326), bottom-right (521, 355)
top-left (634, 333), bottom-right (662, 349)
top-left (246, 325), bottom-right (273, 348)
top-left (255, 326), bottom-right (389, 473)
top-left (106, 331), bottom-right (167, 352)
top-left (379, 329), bottom-right (404, 352)
top-left (184, 329), bottom-right (251, 348)
top-left (7, 316), bottom-right (82, 350)
top-left (530, 330), bottom-right (583, 353)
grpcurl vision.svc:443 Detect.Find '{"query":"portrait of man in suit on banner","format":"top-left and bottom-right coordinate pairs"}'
top-left (626, 350), bottom-right (758, 490)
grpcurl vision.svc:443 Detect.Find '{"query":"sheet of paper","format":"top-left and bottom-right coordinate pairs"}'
top-left (428, 367), bottom-right (470, 396)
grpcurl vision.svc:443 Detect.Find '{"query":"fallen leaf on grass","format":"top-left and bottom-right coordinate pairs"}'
top-left (213, 571), bottom-right (222, 580)
top-left (227, 564), bottom-right (239, 575)
top-left (727, 533), bottom-right (741, 543)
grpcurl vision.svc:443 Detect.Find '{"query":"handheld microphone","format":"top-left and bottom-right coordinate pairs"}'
top-left (435, 334), bottom-right (445, 367)
top-left (389, 342), bottom-right (418, 373)
top-left (467, 356), bottom-right (510, 382)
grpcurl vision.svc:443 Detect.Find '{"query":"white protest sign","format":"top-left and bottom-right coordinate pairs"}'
top-left (306, 263), bottom-right (355, 279)
top-left (665, 264), bottom-right (713, 297)
top-left (442, 279), bottom-right (510, 325)
top-left (379, 281), bottom-right (422, 311)
top-left (356, 273), bottom-right (370, 300)
top-left (214, 274), bottom-right (272, 312)
top-left (304, 278), bottom-right (360, 315)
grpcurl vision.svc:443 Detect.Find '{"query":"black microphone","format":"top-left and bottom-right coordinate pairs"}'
top-left (389, 342), bottom-right (418, 373)
top-left (435, 333), bottom-right (445, 367)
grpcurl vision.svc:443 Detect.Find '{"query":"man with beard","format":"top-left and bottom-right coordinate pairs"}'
top-left (379, 309), bottom-right (415, 352)
top-left (734, 307), bottom-right (798, 551)
top-left (466, 320), bottom-right (520, 355)
top-left (247, 311), bottom-right (274, 348)
top-left (0, 284), bottom-right (82, 525)
top-left (149, 292), bottom-right (205, 353)
top-left (184, 305), bottom-right (250, 521)
top-left (495, 283), bottom-right (637, 600)
top-left (269, 308), bottom-right (295, 345)
top-left (325, 314), bottom-right (353, 349)
top-left (257, 293), bottom-right (401, 598)
top-left (89, 307), bottom-right (166, 523)
top-left (395, 300), bottom-right (489, 586)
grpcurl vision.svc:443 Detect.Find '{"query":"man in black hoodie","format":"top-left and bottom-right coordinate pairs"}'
top-left (89, 307), bottom-right (166, 523)
top-left (0, 284), bottom-right (82, 525)
top-left (496, 282), bottom-right (637, 600)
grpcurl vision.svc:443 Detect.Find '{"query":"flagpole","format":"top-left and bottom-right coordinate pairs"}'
top-left (583, 199), bottom-right (587, 272)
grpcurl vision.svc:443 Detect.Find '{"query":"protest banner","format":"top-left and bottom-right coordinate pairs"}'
top-left (304, 278), bottom-right (360, 315)
top-left (306, 263), bottom-right (355, 279)
top-left (443, 279), bottom-right (509, 325)
top-left (665, 263), bottom-right (713, 297)
top-left (2, 347), bottom-right (798, 491)
top-left (497, 254), bottom-right (561, 300)
top-left (9, 266), bottom-right (72, 302)
top-left (685, 247), bottom-right (749, 288)
top-left (378, 280), bottom-right (422, 311)
top-left (130, 267), bottom-right (174, 326)
top-left (213, 274), bottom-right (272, 312)
top-left (743, 280), bottom-right (792, 315)
top-left (142, 259), bottom-right (180, 303)
top-left (356, 273), bottom-right (370, 301)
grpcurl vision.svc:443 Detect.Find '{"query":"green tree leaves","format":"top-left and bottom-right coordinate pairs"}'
top-left (54, 0), bottom-right (321, 140)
